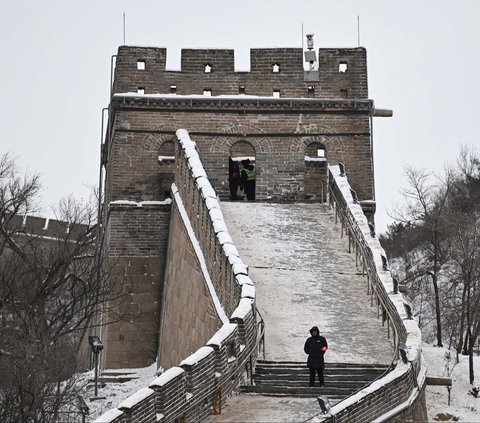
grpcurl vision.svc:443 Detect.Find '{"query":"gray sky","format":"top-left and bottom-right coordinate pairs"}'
top-left (1, 0), bottom-right (479, 232)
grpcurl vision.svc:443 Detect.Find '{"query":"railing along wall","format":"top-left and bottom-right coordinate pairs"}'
top-left (94, 129), bottom-right (259, 423)
top-left (307, 165), bottom-right (426, 423)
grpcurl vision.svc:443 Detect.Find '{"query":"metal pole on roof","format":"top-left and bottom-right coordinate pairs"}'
top-left (123, 12), bottom-right (126, 45)
top-left (302, 22), bottom-right (304, 50)
top-left (357, 15), bottom-right (360, 46)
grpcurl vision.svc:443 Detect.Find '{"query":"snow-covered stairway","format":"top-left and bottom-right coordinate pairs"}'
top-left (221, 202), bottom-right (394, 364)
top-left (240, 360), bottom-right (390, 401)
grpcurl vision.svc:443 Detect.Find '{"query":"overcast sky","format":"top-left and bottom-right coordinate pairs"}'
top-left (1, 0), bottom-right (479, 232)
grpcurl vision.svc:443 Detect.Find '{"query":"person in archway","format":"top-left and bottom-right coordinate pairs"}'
top-left (304, 326), bottom-right (328, 387)
top-left (229, 157), bottom-right (241, 200)
top-left (241, 159), bottom-right (256, 201)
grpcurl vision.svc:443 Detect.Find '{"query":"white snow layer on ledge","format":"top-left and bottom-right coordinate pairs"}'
top-left (207, 323), bottom-right (237, 347)
top-left (305, 156), bottom-right (326, 162)
top-left (93, 408), bottom-right (124, 423)
top-left (109, 199), bottom-right (172, 207)
top-left (171, 183), bottom-right (229, 324)
top-left (217, 231), bottom-right (233, 245)
top-left (115, 93), bottom-right (302, 100)
top-left (231, 298), bottom-right (254, 320)
top-left (118, 387), bottom-right (154, 410)
top-left (149, 367), bottom-right (185, 388)
top-left (158, 155), bottom-right (175, 162)
top-left (179, 346), bottom-right (214, 367)
top-left (236, 274), bottom-right (253, 286)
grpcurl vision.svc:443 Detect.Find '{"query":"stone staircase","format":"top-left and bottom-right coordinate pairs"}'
top-left (240, 360), bottom-right (390, 402)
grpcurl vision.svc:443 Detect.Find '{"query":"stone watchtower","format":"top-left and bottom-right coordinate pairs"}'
top-left (101, 44), bottom-right (388, 369)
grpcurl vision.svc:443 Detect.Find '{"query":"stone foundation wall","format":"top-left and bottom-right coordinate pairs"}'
top-left (103, 203), bottom-right (171, 369)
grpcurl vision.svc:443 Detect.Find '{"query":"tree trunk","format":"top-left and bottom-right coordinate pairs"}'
top-left (469, 332), bottom-right (475, 384)
top-left (432, 273), bottom-right (443, 347)
top-left (457, 284), bottom-right (467, 361)
top-left (433, 228), bottom-right (443, 347)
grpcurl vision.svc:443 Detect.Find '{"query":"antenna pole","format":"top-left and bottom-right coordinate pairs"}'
top-left (123, 12), bottom-right (126, 45)
top-left (302, 23), bottom-right (304, 50)
top-left (357, 15), bottom-right (360, 46)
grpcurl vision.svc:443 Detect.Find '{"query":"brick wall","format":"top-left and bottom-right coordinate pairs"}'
top-left (107, 100), bottom-right (373, 203)
top-left (113, 46), bottom-right (367, 99)
top-left (103, 203), bottom-right (171, 368)
top-left (157, 200), bottom-right (222, 369)
top-left (95, 130), bottom-right (258, 423)
top-left (105, 45), bottom-right (374, 207)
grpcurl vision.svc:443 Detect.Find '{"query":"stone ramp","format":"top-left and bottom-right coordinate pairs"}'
top-left (221, 202), bottom-right (393, 364)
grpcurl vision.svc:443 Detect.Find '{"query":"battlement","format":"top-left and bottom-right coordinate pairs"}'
top-left (113, 46), bottom-right (368, 99)
top-left (5, 214), bottom-right (89, 240)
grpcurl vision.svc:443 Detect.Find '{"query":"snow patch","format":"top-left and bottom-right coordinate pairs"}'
top-left (231, 298), bottom-right (254, 320)
top-left (180, 346), bottom-right (214, 367)
top-left (118, 387), bottom-right (154, 410)
top-left (149, 367), bottom-right (184, 388)
top-left (93, 408), bottom-right (124, 423)
top-left (109, 199), bottom-right (172, 207)
top-left (207, 323), bottom-right (237, 347)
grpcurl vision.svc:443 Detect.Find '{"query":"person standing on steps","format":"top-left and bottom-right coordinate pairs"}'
top-left (241, 159), bottom-right (256, 201)
top-left (304, 326), bottom-right (328, 387)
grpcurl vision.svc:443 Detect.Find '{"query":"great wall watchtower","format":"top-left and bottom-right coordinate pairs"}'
top-left (103, 45), bottom-right (379, 369)
top-left (96, 44), bottom-right (426, 422)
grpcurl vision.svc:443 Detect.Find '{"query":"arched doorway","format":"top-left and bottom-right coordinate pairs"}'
top-left (229, 141), bottom-right (256, 201)
top-left (304, 141), bottom-right (327, 201)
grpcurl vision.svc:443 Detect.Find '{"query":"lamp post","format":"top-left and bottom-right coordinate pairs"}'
top-left (88, 335), bottom-right (104, 398)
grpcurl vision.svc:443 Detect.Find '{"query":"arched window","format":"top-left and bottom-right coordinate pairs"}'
top-left (305, 141), bottom-right (326, 161)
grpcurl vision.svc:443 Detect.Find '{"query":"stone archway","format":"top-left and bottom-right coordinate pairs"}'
top-left (229, 141), bottom-right (256, 201)
top-left (304, 140), bottom-right (328, 202)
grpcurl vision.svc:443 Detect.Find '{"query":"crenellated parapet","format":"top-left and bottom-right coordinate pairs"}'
top-left (112, 46), bottom-right (367, 99)
top-left (4, 214), bottom-right (89, 240)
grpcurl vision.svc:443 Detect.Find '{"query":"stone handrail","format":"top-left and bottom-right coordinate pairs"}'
top-left (94, 129), bottom-right (258, 423)
top-left (307, 166), bottom-right (426, 422)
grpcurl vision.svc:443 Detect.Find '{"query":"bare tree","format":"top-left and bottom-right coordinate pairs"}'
top-left (391, 165), bottom-right (454, 347)
top-left (0, 154), bottom-right (121, 422)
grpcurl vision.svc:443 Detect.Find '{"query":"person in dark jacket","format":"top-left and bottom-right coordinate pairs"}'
top-left (240, 159), bottom-right (256, 201)
top-left (304, 326), bottom-right (328, 387)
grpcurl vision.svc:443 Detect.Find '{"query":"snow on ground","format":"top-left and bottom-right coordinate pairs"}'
top-left (209, 395), bottom-right (321, 423)
top-left (77, 362), bottom-right (158, 421)
top-left (423, 343), bottom-right (480, 422)
top-left (222, 202), bottom-right (393, 364)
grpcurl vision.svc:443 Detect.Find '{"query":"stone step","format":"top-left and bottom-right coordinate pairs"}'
top-left (253, 373), bottom-right (382, 382)
top-left (257, 360), bottom-right (389, 368)
top-left (252, 378), bottom-right (370, 389)
top-left (240, 385), bottom-right (358, 398)
top-left (253, 368), bottom-right (387, 378)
